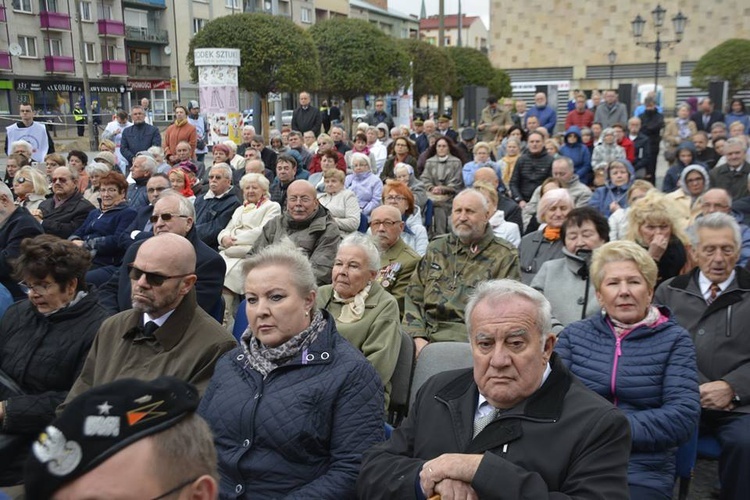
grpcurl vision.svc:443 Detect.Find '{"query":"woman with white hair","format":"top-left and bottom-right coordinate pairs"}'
top-left (82, 162), bottom-right (112, 206)
top-left (218, 172), bottom-right (281, 328)
top-left (591, 127), bottom-right (626, 168)
top-left (664, 103), bottom-right (698, 155)
top-left (345, 152), bottom-right (382, 217)
top-left (393, 162), bottom-right (427, 210)
top-left (519, 188), bottom-right (573, 284)
top-left (12, 166), bottom-right (49, 211)
top-left (223, 140), bottom-right (246, 172)
top-left (317, 233), bottom-right (401, 408)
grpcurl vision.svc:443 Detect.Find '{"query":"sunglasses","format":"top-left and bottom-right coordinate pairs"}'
top-left (128, 265), bottom-right (191, 287)
top-left (14, 176), bottom-right (27, 184)
top-left (149, 213), bottom-right (189, 224)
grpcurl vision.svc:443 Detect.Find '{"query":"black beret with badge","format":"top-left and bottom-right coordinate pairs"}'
top-left (24, 377), bottom-right (199, 500)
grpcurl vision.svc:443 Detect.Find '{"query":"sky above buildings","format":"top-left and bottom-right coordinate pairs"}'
top-left (398, 0), bottom-right (491, 29)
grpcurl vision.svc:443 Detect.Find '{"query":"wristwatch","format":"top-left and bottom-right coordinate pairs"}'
top-left (732, 394), bottom-right (741, 405)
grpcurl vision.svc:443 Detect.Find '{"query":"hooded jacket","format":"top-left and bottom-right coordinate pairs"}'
top-left (666, 164), bottom-right (709, 229)
top-left (663, 142), bottom-right (704, 194)
top-left (559, 126), bottom-right (593, 185)
top-left (588, 159), bottom-right (635, 217)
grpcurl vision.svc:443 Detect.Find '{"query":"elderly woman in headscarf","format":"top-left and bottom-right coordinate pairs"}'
top-left (519, 188), bottom-right (573, 284)
top-left (665, 164), bottom-right (709, 230)
top-left (317, 233), bottom-right (401, 407)
top-left (168, 166), bottom-right (195, 202)
top-left (393, 162), bottom-right (427, 210)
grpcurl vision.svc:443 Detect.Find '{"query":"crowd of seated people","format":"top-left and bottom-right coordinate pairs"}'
top-left (2, 92), bottom-right (750, 499)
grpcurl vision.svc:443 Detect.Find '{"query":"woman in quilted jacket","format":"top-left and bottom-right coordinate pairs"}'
top-left (555, 240), bottom-right (700, 500)
top-left (198, 240), bottom-right (384, 498)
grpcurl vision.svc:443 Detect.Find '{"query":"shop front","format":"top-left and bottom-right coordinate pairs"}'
top-left (128, 79), bottom-right (173, 122)
top-left (12, 79), bottom-right (127, 118)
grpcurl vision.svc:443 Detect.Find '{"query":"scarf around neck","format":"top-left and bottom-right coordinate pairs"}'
top-left (241, 310), bottom-right (326, 378)
top-left (333, 282), bottom-right (371, 323)
top-left (608, 305), bottom-right (663, 338)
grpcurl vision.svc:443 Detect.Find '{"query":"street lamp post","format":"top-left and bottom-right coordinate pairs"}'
top-left (608, 50), bottom-right (617, 89)
top-left (631, 5), bottom-right (687, 95)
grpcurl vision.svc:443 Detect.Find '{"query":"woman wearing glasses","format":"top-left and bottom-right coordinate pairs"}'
top-left (381, 180), bottom-right (428, 256)
top-left (12, 166), bottom-right (49, 211)
top-left (70, 171), bottom-right (137, 287)
top-left (0, 235), bottom-right (109, 485)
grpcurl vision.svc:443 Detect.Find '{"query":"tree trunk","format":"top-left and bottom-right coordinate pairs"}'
top-left (261, 96), bottom-right (269, 143)
top-left (342, 98), bottom-right (352, 141)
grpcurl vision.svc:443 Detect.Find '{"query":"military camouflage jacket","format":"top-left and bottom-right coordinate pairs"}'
top-left (403, 227), bottom-right (520, 342)
top-left (377, 237), bottom-right (420, 318)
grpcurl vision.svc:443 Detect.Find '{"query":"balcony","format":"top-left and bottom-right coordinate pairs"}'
top-left (44, 55), bottom-right (75, 73)
top-left (0, 52), bottom-right (11, 70)
top-left (0, 6), bottom-right (6, 22)
top-left (125, 26), bottom-right (169, 44)
top-left (102, 60), bottom-right (127, 75)
top-left (127, 63), bottom-right (170, 79)
top-left (122, 0), bottom-right (166, 9)
top-left (40, 11), bottom-right (71, 31)
top-left (98, 19), bottom-right (125, 37)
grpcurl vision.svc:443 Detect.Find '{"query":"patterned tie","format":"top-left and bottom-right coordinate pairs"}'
top-left (707, 283), bottom-right (721, 305)
top-left (473, 406), bottom-right (499, 438)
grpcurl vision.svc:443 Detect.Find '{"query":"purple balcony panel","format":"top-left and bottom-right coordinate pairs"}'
top-left (98, 19), bottom-right (125, 36)
top-left (40, 11), bottom-right (72, 31)
top-left (102, 60), bottom-right (128, 75)
top-left (0, 6), bottom-right (7, 23)
top-left (44, 56), bottom-right (75, 73)
top-left (0, 52), bottom-right (11, 70)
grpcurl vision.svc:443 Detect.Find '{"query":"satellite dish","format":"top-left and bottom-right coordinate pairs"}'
top-left (164, 46), bottom-right (172, 55)
top-left (9, 44), bottom-right (22, 57)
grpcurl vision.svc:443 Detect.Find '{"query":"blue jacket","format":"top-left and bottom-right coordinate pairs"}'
top-left (559, 126), bottom-right (592, 185)
top-left (526, 104), bottom-right (557, 134)
top-left (194, 191), bottom-right (241, 250)
top-left (725, 112), bottom-right (750, 135)
top-left (120, 122), bottom-right (161, 167)
top-left (126, 177), bottom-right (149, 210)
top-left (70, 202), bottom-right (137, 268)
top-left (556, 308), bottom-right (700, 497)
top-left (198, 311), bottom-right (384, 499)
top-left (588, 159), bottom-right (635, 217)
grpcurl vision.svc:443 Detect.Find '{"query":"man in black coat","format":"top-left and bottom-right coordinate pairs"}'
top-left (628, 117), bottom-right (652, 177)
top-left (691, 97), bottom-right (725, 133)
top-left (98, 191), bottom-right (225, 318)
top-left (357, 280), bottom-right (630, 499)
top-left (120, 105), bottom-right (161, 168)
top-left (638, 96), bottom-right (665, 182)
top-left (118, 174), bottom-right (171, 253)
top-left (291, 91), bottom-right (321, 136)
top-left (34, 166), bottom-right (95, 239)
top-left (509, 132), bottom-right (554, 205)
top-left (194, 164), bottom-right (241, 251)
top-left (0, 183), bottom-right (43, 300)
top-left (693, 131), bottom-right (720, 170)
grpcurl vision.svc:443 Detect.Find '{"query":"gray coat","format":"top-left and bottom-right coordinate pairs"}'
top-left (655, 267), bottom-right (750, 413)
top-left (531, 249), bottom-right (600, 329)
top-left (518, 231), bottom-right (564, 285)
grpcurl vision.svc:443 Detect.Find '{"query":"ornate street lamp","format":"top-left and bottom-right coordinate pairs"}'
top-left (608, 50), bottom-right (617, 89)
top-left (631, 5), bottom-right (687, 93)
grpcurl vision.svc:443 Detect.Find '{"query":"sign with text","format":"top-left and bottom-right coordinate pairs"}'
top-left (194, 48), bottom-right (241, 67)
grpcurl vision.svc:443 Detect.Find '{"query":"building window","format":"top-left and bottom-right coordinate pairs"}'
top-left (225, 0), bottom-right (239, 9)
top-left (12, 0), bottom-right (33, 13)
top-left (45, 38), bottom-right (63, 57)
top-left (40, 0), bottom-right (59, 12)
top-left (79, 1), bottom-right (92, 21)
top-left (124, 8), bottom-right (148, 29)
top-left (84, 42), bottom-right (96, 62)
top-left (300, 8), bottom-right (311, 23)
top-left (101, 44), bottom-right (116, 60)
top-left (128, 48), bottom-right (150, 65)
top-left (192, 18), bottom-right (206, 35)
top-left (18, 36), bottom-right (37, 57)
top-left (98, 2), bottom-right (113, 20)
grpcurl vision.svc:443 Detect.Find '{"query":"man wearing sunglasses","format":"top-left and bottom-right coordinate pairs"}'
top-left (0, 182), bottom-right (43, 299)
top-left (100, 191), bottom-right (225, 319)
top-left (62, 233), bottom-right (236, 411)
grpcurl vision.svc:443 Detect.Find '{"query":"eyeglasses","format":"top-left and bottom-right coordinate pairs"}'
top-left (208, 175), bottom-right (228, 180)
top-left (150, 476), bottom-right (199, 500)
top-left (149, 213), bottom-right (189, 224)
top-left (128, 265), bottom-right (191, 287)
top-left (51, 177), bottom-right (71, 184)
top-left (370, 220), bottom-right (400, 228)
top-left (287, 196), bottom-right (313, 204)
top-left (147, 186), bottom-right (167, 193)
top-left (18, 281), bottom-right (54, 295)
top-left (384, 195), bottom-right (406, 202)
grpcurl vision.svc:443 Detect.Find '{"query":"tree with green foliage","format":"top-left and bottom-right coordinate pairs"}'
top-left (188, 13), bottom-right (320, 139)
top-left (398, 39), bottom-right (456, 106)
top-left (488, 68), bottom-right (512, 100)
top-left (692, 39), bottom-right (750, 97)
top-left (309, 18), bottom-right (410, 134)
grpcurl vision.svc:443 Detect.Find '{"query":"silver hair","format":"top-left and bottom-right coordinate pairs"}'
top-left (137, 154), bottom-right (158, 174)
top-left (222, 140), bottom-right (238, 154)
top-left (85, 162), bottom-right (111, 176)
top-left (0, 182), bottom-right (12, 201)
top-left (157, 190), bottom-right (196, 218)
top-left (350, 152), bottom-right (371, 169)
top-left (242, 238), bottom-right (318, 311)
top-left (726, 137), bottom-right (748, 152)
top-left (16, 167), bottom-right (49, 196)
top-left (465, 279), bottom-right (553, 345)
top-left (689, 212), bottom-right (741, 250)
top-left (10, 140), bottom-right (33, 156)
top-left (209, 163), bottom-right (233, 180)
top-left (455, 188), bottom-right (489, 211)
top-left (338, 232), bottom-right (381, 272)
top-left (553, 155), bottom-right (574, 171)
top-left (239, 172), bottom-right (270, 193)
top-left (394, 162), bottom-right (413, 176)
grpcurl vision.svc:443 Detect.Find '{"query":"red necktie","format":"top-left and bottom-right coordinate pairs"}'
top-left (707, 283), bottom-right (721, 304)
